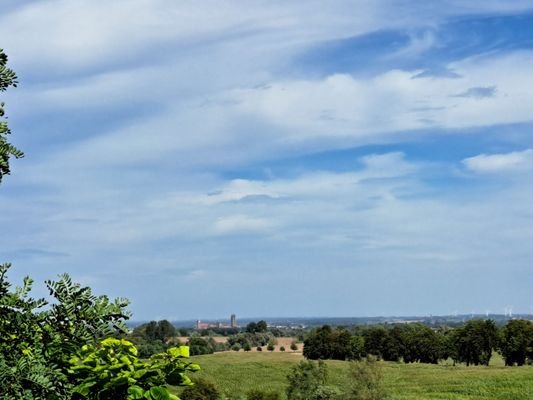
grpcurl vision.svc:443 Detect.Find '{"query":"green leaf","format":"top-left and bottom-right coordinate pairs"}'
top-left (128, 385), bottom-right (145, 399)
top-left (150, 386), bottom-right (170, 400)
top-left (167, 346), bottom-right (190, 358)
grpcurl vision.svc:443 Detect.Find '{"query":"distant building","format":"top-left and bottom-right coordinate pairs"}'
top-left (194, 314), bottom-right (238, 330)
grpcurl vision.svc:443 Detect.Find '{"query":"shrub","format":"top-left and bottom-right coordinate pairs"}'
top-left (280, 346), bottom-right (286, 352)
top-left (256, 346), bottom-right (263, 352)
top-left (347, 357), bottom-right (388, 400)
top-left (312, 385), bottom-right (342, 400)
top-left (267, 343), bottom-right (275, 352)
top-left (290, 342), bottom-right (298, 352)
top-left (181, 379), bottom-right (221, 400)
top-left (286, 360), bottom-right (328, 400)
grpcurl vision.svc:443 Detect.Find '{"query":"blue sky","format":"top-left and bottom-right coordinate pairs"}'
top-left (1, 0), bottom-right (533, 320)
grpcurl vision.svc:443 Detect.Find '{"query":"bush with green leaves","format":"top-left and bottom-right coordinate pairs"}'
top-left (347, 357), bottom-right (388, 400)
top-left (68, 338), bottom-right (199, 399)
top-left (286, 360), bottom-right (329, 400)
top-left (180, 378), bottom-right (221, 400)
top-left (0, 264), bottom-right (130, 399)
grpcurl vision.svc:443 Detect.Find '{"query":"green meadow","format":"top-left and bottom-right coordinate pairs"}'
top-left (176, 352), bottom-right (532, 400)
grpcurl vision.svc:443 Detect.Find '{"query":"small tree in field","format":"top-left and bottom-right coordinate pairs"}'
top-left (267, 343), bottom-right (275, 352)
top-left (291, 342), bottom-right (298, 352)
top-left (244, 342), bottom-right (252, 352)
top-left (280, 346), bottom-right (286, 352)
top-left (256, 346), bottom-right (263, 352)
top-left (286, 360), bottom-right (329, 400)
top-left (347, 356), bottom-right (388, 400)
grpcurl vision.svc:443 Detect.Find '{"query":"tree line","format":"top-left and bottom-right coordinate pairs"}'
top-left (303, 320), bottom-right (533, 366)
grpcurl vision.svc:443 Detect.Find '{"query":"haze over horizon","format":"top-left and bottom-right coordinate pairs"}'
top-left (1, 1), bottom-right (533, 320)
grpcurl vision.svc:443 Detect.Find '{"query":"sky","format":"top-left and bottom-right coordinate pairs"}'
top-left (1, 0), bottom-right (533, 321)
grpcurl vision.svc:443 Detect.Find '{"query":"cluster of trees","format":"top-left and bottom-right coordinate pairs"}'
top-left (303, 320), bottom-right (533, 366)
top-left (129, 320), bottom-right (180, 357)
top-left (227, 331), bottom-right (277, 351)
top-left (246, 320), bottom-right (268, 333)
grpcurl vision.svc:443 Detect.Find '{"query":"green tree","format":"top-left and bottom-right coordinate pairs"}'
top-left (347, 356), bottom-right (388, 400)
top-left (257, 320), bottom-right (268, 332)
top-left (0, 48), bottom-right (23, 182)
top-left (286, 360), bottom-right (328, 400)
top-left (350, 335), bottom-right (365, 360)
top-left (290, 342), bottom-right (298, 352)
top-left (453, 320), bottom-right (497, 366)
top-left (498, 319), bottom-right (533, 366)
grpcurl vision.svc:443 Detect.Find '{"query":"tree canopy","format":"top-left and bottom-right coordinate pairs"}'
top-left (0, 48), bottom-right (23, 182)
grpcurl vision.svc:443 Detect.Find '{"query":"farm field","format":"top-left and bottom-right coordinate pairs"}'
top-left (176, 336), bottom-right (299, 352)
top-left (175, 352), bottom-right (533, 400)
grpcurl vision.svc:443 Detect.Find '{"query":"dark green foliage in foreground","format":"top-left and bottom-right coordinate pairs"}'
top-left (69, 339), bottom-right (199, 400)
top-left (0, 264), bottom-right (130, 399)
top-left (180, 378), bottom-right (221, 400)
top-left (0, 48), bottom-right (23, 182)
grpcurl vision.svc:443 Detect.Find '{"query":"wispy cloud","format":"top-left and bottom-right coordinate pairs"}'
top-left (463, 149), bottom-right (533, 172)
top-left (1, 1), bottom-right (533, 318)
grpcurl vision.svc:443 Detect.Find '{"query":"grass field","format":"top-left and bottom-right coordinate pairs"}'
top-left (175, 352), bottom-right (533, 400)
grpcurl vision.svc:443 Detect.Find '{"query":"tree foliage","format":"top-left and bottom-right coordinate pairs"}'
top-left (0, 264), bottom-right (130, 399)
top-left (303, 325), bottom-right (360, 360)
top-left (286, 360), bottom-right (329, 400)
top-left (0, 48), bottom-right (23, 182)
top-left (450, 320), bottom-right (497, 366)
top-left (498, 319), bottom-right (533, 366)
top-left (68, 338), bottom-right (199, 400)
top-left (347, 357), bottom-right (388, 400)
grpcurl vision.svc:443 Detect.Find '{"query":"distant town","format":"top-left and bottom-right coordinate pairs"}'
top-left (128, 313), bottom-right (533, 329)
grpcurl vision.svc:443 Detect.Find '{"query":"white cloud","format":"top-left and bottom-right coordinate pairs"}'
top-left (463, 149), bottom-right (533, 173)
